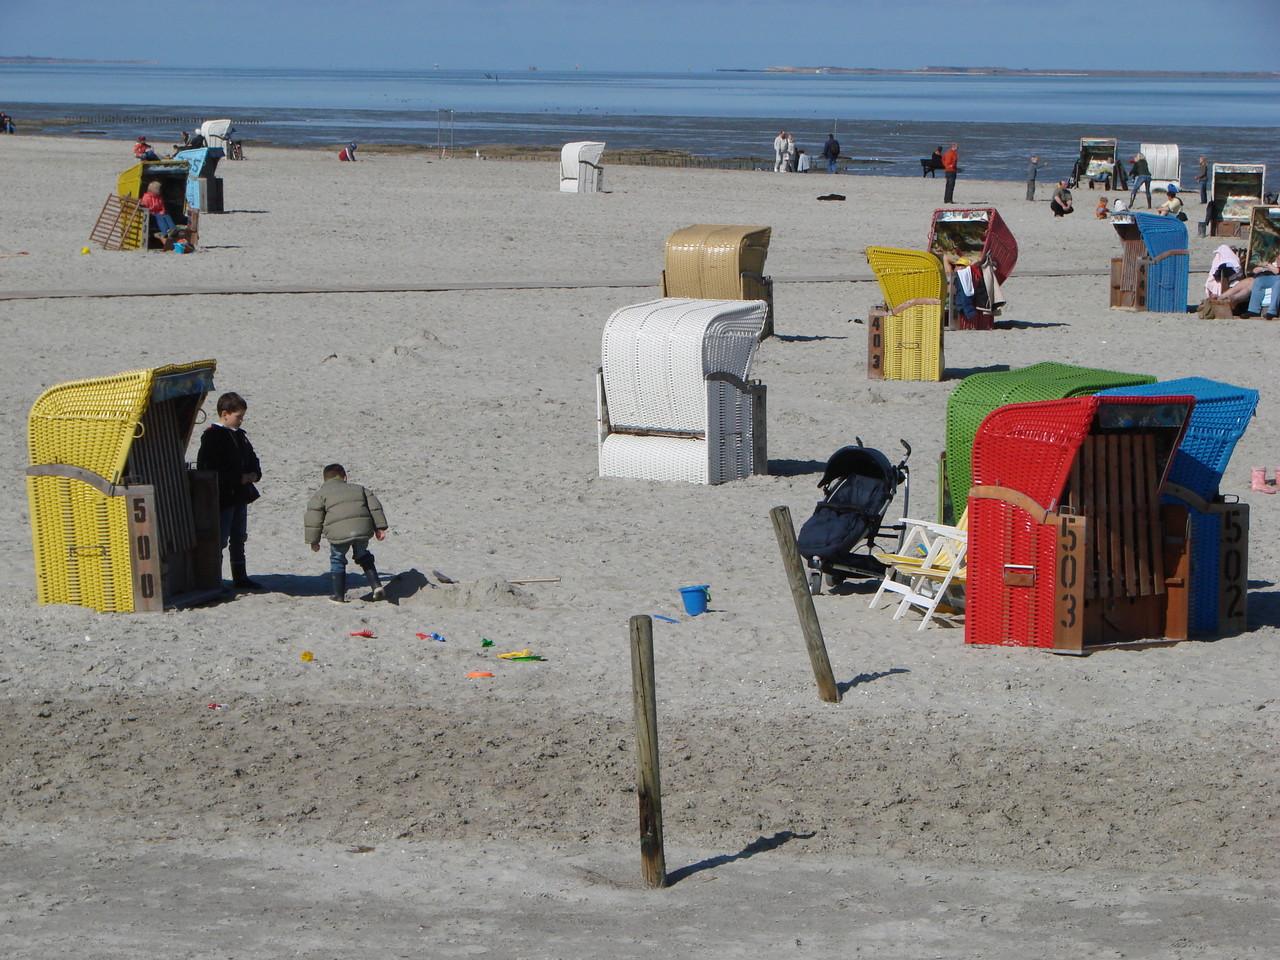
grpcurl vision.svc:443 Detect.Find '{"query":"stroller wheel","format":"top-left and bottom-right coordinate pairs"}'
top-left (808, 570), bottom-right (823, 596)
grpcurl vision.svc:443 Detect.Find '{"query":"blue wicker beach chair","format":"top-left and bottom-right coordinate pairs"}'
top-left (1098, 377), bottom-right (1258, 634)
top-left (1109, 212), bottom-right (1189, 313)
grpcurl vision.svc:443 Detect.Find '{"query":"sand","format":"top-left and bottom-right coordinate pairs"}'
top-left (0, 136), bottom-right (1276, 959)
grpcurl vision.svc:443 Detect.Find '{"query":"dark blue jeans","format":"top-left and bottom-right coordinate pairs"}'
top-left (219, 504), bottom-right (248, 565)
top-left (1129, 175), bottom-right (1152, 207)
top-left (329, 538), bottom-right (372, 574)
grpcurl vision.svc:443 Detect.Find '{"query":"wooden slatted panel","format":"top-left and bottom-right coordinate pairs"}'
top-left (1143, 434), bottom-right (1166, 595)
top-left (88, 195), bottom-right (147, 251)
top-left (1129, 434), bottom-right (1150, 595)
top-left (1117, 433), bottom-right (1136, 596)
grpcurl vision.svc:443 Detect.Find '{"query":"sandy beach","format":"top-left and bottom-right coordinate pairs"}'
top-left (0, 135), bottom-right (1276, 959)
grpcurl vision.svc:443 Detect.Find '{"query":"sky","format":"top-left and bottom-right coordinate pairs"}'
top-left (5, 0), bottom-right (1278, 73)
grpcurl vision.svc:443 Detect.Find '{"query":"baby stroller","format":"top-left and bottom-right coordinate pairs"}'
top-left (795, 439), bottom-right (911, 595)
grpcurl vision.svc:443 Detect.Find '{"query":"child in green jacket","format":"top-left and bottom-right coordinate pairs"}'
top-left (304, 463), bottom-right (389, 603)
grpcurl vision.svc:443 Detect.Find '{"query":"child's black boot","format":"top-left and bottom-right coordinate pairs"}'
top-left (329, 570), bottom-right (348, 603)
top-left (357, 553), bottom-right (386, 601)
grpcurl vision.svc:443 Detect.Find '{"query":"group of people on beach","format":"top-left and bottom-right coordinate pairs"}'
top-left (1031, 149), bottom-right (1203, 222)
top-left (772, 131), bottom-right (842, 173)
top-left (200, 391), bottom-right (393, 604)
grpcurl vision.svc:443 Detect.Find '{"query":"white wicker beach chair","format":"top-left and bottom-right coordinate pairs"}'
top-left (198, 119), bottom-right (235, 151)
top-left (560, 141), bottom-right (605, 193)
top-left (598, 298), bottom-right (768, 484)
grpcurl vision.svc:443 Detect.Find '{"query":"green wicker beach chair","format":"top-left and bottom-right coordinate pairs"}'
top-left (942, 362), bottom-right (1156, 523)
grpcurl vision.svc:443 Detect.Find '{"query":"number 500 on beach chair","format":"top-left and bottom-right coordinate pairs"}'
top-left (27, 361), bottom-right (225, 613)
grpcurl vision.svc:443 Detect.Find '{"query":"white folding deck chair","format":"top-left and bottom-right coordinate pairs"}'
top-left (560, 141), bottom-right (605, 193)
top-left (597, 298), bottom-right (768, 484)
top-left (870, 514), bottom-right (968, 629)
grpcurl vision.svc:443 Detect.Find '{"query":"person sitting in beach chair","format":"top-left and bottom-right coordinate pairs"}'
top-left (1210, 254), bottom-right (1280, 319)
top-left (139, 180), bottom-right (176, 240)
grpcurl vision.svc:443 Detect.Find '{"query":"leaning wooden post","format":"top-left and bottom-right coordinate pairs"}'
top-left (769, 506), bottom-right (841, 703)
top-left (630, 614), bottom-right (667, 888)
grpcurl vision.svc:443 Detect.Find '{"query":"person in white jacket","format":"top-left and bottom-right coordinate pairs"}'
top-left (773, 131), bottom-right (787, 172)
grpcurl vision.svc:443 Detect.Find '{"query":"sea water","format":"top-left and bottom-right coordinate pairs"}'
top-left (3, 63), bottom-right (1276, 181)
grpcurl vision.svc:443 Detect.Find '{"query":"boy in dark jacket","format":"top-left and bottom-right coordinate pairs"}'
top-left (196, 391), bottom-right (263, 591)
top-left (304, 464), bottom-right (389, 603)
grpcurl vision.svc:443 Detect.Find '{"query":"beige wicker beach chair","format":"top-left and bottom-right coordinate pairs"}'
top-left (660, 224), bottom-right (774, 337)
top-left (598, 298), bottom-right (768, 484)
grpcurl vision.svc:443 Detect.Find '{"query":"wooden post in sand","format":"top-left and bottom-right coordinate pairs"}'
top-left (629, 614), bottom-right (667, 888)
top-left (769, 506), bottom-right (841, 703)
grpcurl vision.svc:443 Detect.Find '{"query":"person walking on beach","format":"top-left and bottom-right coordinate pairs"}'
top-left (822, 133), bottom-right (840, 174)
top-left (1196, 155), bottom-right (1210, 204)
top-left (773, 131), bottom-right (787, 172)
top-left (942, 142), bottom-right (959, 203)
top-left (1050, 180), bottom-right (1074, 217)
top-left (1026, 155), bottom-right (1047, 201)
top-left (305, 463), bottom-right (389, 603)
top-left (197, 392), bottom-right (264, 592)
top-left (1128, 153), bottom-right (1153, 208)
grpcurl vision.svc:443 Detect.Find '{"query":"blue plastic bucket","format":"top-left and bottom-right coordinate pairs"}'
top-left (679, 585), bottom-right (711, 616)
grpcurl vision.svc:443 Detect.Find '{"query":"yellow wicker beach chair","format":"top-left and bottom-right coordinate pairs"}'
top-left (661, 224), bottom-right (773, 337)
top-left (27, 360), bottom-right (221, 613)
top-left (864, 246), bottom-right (945, 381)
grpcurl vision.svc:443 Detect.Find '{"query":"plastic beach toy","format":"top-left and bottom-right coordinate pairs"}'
top-left (416, 632), bottom-right (447, 642)
top-left (467, 671), bottom-right (495, 678)
top-left (349, 629), bottom-right (375, 638)
top-left (679, 585), bottom-right (711, 616)
top-left (300, 651), bottom-right (314, 662)
top-left (498, 649), bottom-right (544, 660)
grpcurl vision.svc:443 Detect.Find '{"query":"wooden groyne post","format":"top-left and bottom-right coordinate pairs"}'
top-left (630, 614), bottom-right (667, 887)
top-left (769, 506), bottom-right (841, 703)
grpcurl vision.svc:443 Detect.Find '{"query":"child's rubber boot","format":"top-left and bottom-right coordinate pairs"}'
top-left (329, 570), bottom-right (348, 604)
top-left (1250, 467), bottom-right (1275, 494)
top-left (358, 554), bottom-right (386, 601)
top-left (231, 562), bottom-right (264, 589)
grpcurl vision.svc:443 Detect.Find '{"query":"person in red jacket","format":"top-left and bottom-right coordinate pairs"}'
top-left (139, 181), bottom-right (176, 236)
top-left (133, 136), bottom-right (159, 161)
top-left (942, 142), bottom-right (959, 203)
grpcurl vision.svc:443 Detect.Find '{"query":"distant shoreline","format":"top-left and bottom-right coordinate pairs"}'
top-left (729, 66), bottom-right (1279, 80)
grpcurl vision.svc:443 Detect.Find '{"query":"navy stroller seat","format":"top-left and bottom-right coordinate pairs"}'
top-left (796, 440), bottom-right (910, 594)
